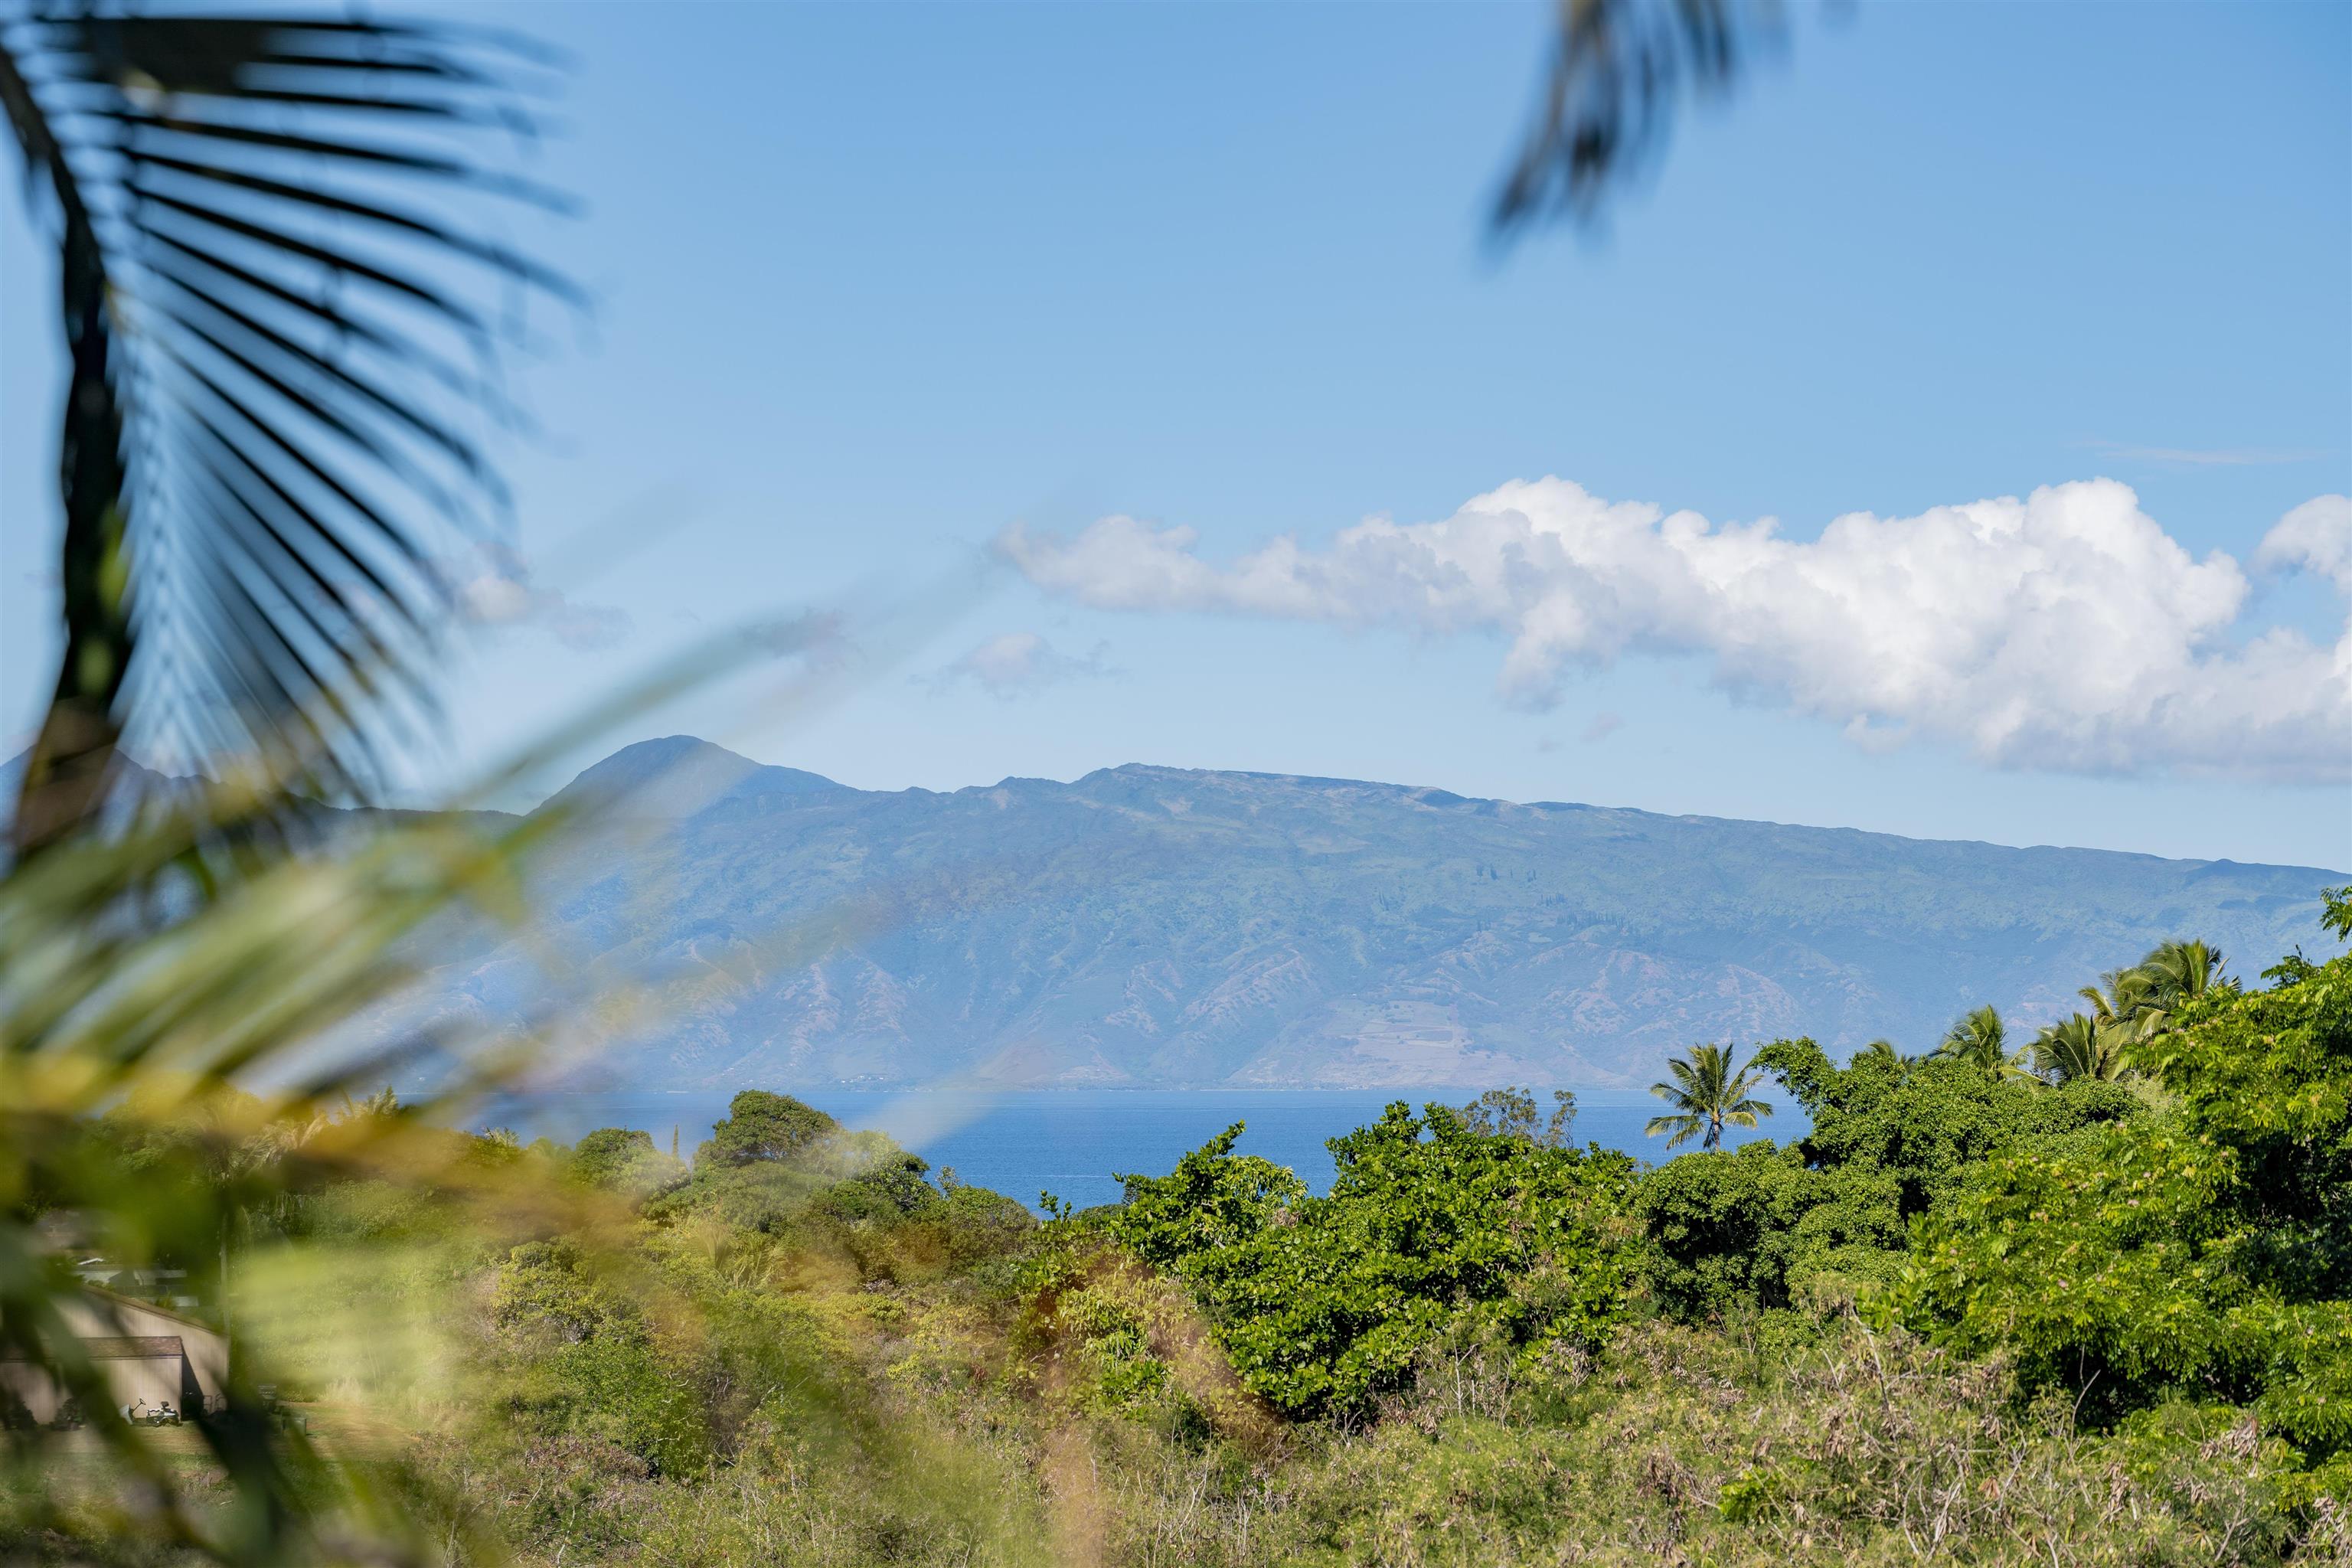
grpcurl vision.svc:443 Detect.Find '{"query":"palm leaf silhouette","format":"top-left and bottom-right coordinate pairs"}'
top-left (2, 11), bottom-right (580, 853)
top-left (1494, 0), bottom-right (1781, 235)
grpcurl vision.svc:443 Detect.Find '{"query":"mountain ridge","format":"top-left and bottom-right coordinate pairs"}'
top-left (355, 737), bottom-right (2350, 1093)
top-left (548, 749), bottom-right (2299, 870)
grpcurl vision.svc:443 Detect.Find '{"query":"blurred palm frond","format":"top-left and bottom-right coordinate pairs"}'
top-left (2, 10), bottom-right (581, 854)
top-left (1494, 0), bottom-right (1784, 236)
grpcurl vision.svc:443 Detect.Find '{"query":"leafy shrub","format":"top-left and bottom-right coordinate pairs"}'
top-left (569, 1126), bottom-right (689, 1200)
top-left (488, 1239), bottom-right (710, 1478)
top-left (1894, 952), bottom-right (2352, 1461)
top-left (551, 1334), bottom-right (713, 1480)
top-left (1108, 1123), bottom-right (1307, 1269)
top-left (1256, 1318), bottom-right (2314, 1566)
top-left (1639, 1040), bottom-right (2143, 1321)
top-left (1099, 1103), bottom-right (1641, 1416)
top-left (494, 1239), bottom-right (639, 1344)
top-left (1638, 1137), bottom-right (1821, 1319)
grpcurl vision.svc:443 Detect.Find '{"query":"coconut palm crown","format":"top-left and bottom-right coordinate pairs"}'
top-left (1933, 1004), bottom-right (2032, 1079)
top-left (2033, 1013), bottom-right (2124, 1084)
top-left (1645, 1041), bottom-right (1775, 1152)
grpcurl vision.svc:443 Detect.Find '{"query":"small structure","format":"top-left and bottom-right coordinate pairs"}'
top-left (0, 1289), bottom-right (227, 1425)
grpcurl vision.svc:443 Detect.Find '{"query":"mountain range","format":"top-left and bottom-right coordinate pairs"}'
top-left (376, 736), bottom-right (2345, 1091)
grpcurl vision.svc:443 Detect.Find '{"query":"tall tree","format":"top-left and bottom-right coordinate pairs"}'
top-left (2079, 966), bottom-right (2156, 1036)
top-left (698, 1089), bottom-right (837, 1167)
top-left (1933, 1004), bottom-right (2029, 1080)
top-left (2032, 1013), bottom-right (2123, 1085)
top-left (1645, 1041), bottom-right (1775, 1152)
top-left (2, 11), bottom-right (577, 854)
top-left (2133, 939), bottom-right (2227, 1034)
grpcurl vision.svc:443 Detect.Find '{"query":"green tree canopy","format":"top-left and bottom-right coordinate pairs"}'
top-left (1641, 1039), bottom-right (2141, 1321)
top-left (570, 1127), bottom-right (689, 1200)
top-left (697, 1091), bottom-right (837, 1168)
top-left (1440, 1086), bottom-right (1579, 1145)
top-left (1099, 1104), bottom-right (1641, 1416)
top-left (1895, 949), bottom-right (2352, 1456)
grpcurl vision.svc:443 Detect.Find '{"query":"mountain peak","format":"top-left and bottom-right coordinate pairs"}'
top-left (539, 736), bottom-right (843, 818)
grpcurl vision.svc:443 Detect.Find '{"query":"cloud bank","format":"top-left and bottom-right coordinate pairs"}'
top-left (998, 478), bottom-right (2352, 782)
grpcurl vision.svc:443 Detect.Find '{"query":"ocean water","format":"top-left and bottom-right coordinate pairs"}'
top-left (475, 1088), bottom-right (1801, 1211)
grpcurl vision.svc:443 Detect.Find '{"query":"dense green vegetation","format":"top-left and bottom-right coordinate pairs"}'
top-left (1088, 1102), bottom-right (1640, 1416)
top-left (20, 910), bottom-right (2352, 1565)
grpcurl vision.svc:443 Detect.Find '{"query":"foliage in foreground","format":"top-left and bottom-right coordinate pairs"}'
top-left (17, 913), bottom-right (2352, 1566)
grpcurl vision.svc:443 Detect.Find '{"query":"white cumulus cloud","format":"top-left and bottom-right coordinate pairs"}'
top-left (2258, 495), bottom-right (2352, 596)
top-left (926, 632), bottom-right (1115, 699)
top-left (998, 478), bottom-right (2352, 782)
top-left (452, 544), bottom-right (632, 652)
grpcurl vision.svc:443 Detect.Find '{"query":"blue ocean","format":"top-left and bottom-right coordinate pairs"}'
top-left (475, 1088), bottom-right (1800, 1211)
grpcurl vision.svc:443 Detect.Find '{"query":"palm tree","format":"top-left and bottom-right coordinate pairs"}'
top-left (2072, 942), bottom-right (2225, 1061)
top-left (2, 12), bottom-right (579, 854)
top-left (1646, 1042), bottom-right (1775, 1152)
top-left (2079, 966), bottom-right (2156, 1039)
top-left (2141, 938), bottom-right (2224, 995)
top-left (1932, 1004), bottom-right (2031, 1079)
top-left (1860, 1037), bottom-right (1909, 1067)
top-left (2033, 1013), bottom-right (2124, 1084)
top-left (2134, 939), bottom-right (2226, 1031)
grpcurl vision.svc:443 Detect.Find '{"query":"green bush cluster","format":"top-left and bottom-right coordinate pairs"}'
top-left (1894, 949), bottom-right (2352, 1471)
top-left (1640, 1042), bottom-right (2141, 1319)
top-left (1094, 1102), bottom-right (1642, 1416)
top-left (567, 1128), bottom-right (689, 1200)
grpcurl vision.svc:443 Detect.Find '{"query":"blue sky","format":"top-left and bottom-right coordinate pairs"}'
top-left (4, 2), bottom-right (2347, 867)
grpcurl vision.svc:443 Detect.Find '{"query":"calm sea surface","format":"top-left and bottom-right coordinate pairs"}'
top-left (474, 1089), bottom-right (1801, 1211)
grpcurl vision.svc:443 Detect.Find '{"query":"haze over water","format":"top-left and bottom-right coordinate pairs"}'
top-left (479, 1087), bottom-right (1802, 1211)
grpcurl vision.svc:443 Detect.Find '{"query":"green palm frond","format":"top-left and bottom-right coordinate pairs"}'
top-left (1, 769), bottom-right (569, 1557)
top-left (1932, 1004), bottom-right (2034, 1080)
top-left (2032, 1012), bottom-right (2126, 1084)
top-left (1643, 1110), bottom-right (1707, 1151)
top-left (2130, 939), bottom-right (2228, 1040)
top-left (1647, 1040), bottom-right (1775, 1152)
top-left (2069, 942), bottom-right (2228, 1065)
top-left (3, 11), bottom-right (580, 854)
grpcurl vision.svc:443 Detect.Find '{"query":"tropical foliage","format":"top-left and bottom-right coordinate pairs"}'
top-left (1895, 946), bottom-right (2352, 1462)
top-left (17, 913), bottom-right (2352, 1564)
top-left (1932, 1002), bottom-right (2031, 1078)
top-left (1, 11), bottom-right (577, 851)
top-left (1640, 1037), bottom-right (2141, 1321)
top-left (6, 3), bottom-right (2346, 1562)
top-left (1089, 1103), bottom-right (1642, 1417)
top-left (2033, 938), bottom-right (2234, 1083)
top-left (1644, 1041), bottom-right (1775, 1151)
